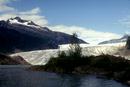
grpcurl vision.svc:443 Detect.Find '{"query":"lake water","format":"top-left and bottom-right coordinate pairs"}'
top-left (0, 65), bottom-right (129, 87)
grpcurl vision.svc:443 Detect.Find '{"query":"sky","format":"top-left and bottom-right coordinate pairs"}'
top-left (0, 0), bottom-right (130, 44)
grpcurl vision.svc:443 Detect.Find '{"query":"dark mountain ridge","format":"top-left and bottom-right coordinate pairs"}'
top-left (0, 17), bottom-right (86, 53)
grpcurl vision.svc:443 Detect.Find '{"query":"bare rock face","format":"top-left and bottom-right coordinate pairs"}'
top-left (0, 54), bottom-right (30, 65)
top-left (0, 54), bottom-right (18, 65)
top-left (12, 56), bottom-right (30, 65)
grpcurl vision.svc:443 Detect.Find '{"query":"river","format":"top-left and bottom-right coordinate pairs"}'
top-left (0, 65), bottom-right (129, 87)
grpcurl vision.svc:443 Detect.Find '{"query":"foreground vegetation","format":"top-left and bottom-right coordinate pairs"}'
top-left (30, 33), bottom-right (130, 85)
top-left (30, 54), bottom-right (130, 85)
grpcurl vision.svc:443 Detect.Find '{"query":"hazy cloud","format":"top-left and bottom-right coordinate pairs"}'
top-left (0, 0), bottom-right (16, 12)
top-left (49, 25), bottom-right (121, 44)
top-left (19, 7), bottom-right (41, 15)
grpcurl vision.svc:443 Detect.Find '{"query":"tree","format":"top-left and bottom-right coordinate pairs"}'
top-left (68, 33), bottom-right (82, 58)
top-left (126, 36), bottom-right (130, 49)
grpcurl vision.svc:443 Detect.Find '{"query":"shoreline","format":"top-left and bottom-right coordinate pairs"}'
top-left (29, 54), bottom-right (130, 86)
top-left (30, 65), bottom-right (130, 86)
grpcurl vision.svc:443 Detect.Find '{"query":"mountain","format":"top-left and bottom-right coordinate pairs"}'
top-left (0, 17), bottom-right (86, 53)
top-left (98, 35), bottom-right (128, 45)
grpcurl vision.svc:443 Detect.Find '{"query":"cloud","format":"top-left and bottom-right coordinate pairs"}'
top-left (0, 0), bottom-right (16, 12)
top-left (49, 25), bottom-right (121, 44)
top-left (0, 0), bottom-right (121, 44)
top-left (0, 7), bottom-right (48, 26)
top-left (0, 0), bottom-right (48, 26)
top-left (119, 15), bottom-right (130, 28)
top-left (19, 8), bottom-right (41, 15)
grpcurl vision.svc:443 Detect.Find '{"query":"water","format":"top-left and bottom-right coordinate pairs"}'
top-left (0, 65), bottom-right (129, 87)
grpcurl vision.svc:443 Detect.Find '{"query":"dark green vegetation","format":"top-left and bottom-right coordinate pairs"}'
top-left (30, 33), bottom-right (130, 85)
top-left (31, 53), bottom-right (130, 85)
top-left (126, 36), bottom-right (130, 49)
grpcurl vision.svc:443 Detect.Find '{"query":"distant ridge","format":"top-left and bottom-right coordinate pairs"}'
top-left (98, 34), bottom-right (129, 45)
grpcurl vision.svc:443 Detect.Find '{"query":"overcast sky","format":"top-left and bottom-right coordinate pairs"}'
top-left (0, 0), bottom-right (130, 44)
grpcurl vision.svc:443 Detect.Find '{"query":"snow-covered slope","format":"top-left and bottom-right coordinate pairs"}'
top-left (99, 35), bottom-right (129, 44)
top-left (8, 17), bottom-right (42, 29)
top-left (11, 43), bottom-right (126, 65)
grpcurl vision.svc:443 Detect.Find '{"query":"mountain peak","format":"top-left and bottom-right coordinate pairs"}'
top-left (13, 16), bottom-right (23, 21)
top-left (9, 16), bottom-right (27, 23)
top-left (7, 17), bottom-right (40, 28)
top-left (121, 34), bottom-right (130, 39)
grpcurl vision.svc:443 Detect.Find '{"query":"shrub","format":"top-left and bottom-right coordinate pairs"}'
top-left (92, 55), bottom-right (130, 71)
top-left (57, 51), bottom-right (66, 58)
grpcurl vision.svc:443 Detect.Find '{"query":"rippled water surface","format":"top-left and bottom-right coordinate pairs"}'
top-left (0, 65), bottom-right (129, 87)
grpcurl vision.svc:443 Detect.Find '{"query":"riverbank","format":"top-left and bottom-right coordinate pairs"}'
top-left (30, 54), bottom-right (130, 86)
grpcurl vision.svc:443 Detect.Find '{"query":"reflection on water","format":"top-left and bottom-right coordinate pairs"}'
top-left (0, 65), bottom-right (129, 87)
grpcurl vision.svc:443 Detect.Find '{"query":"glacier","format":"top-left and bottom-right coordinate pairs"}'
top-left (11, 42), bottom-right (128, 65)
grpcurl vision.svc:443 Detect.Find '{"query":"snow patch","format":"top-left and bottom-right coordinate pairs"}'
top-left (8, 18), bottom-right (41, 29)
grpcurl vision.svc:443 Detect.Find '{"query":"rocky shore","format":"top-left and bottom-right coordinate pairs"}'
top-left (0, 53), bottom-right (30, 65)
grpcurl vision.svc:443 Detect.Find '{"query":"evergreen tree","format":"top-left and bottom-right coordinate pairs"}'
top-left (68, 33), bottom-right (82, 58)
top-left (126, 36), bottom-right (130, 49)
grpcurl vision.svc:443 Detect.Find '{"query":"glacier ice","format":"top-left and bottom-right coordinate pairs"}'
top-left (11, 42), bottom-right (128, 65)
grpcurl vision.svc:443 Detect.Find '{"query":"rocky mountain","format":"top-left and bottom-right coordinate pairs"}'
top-left (0, 17), bottom-right (86, 53)
top-left (0, 53), bottom-right (30, 65)
top-left (98, 35), bottom-right (128, 45)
